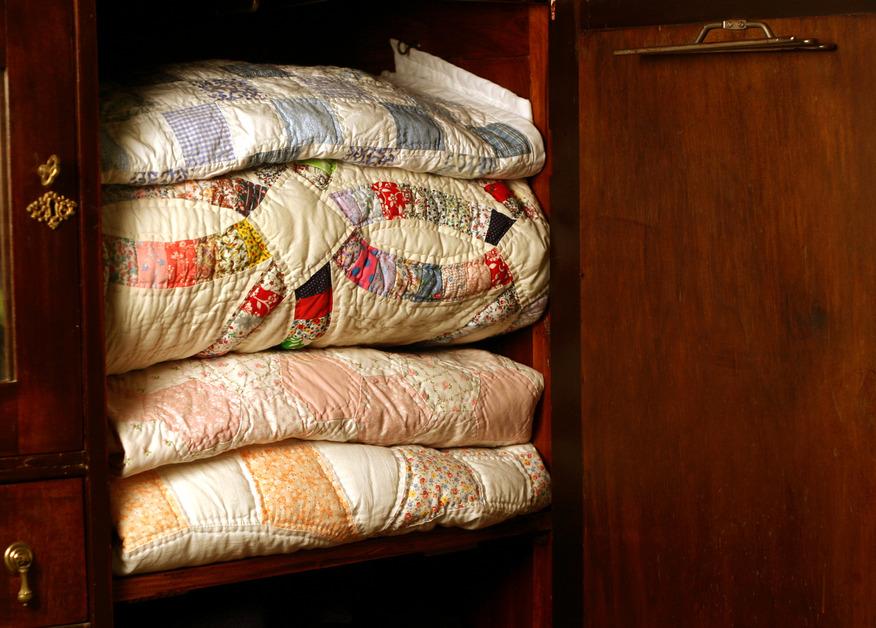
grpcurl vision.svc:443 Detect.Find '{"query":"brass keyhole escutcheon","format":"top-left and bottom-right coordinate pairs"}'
top-left (37, 154), bottom-right (61, 187)
top-left (26, 191), bottom-right (77, 230)
top-left (27, 154), bottom-right (76, 229)
top-left (4, 541), bottom-right (34, 606)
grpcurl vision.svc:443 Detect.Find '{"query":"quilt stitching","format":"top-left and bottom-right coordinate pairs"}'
top-left (111, 471), bottom-right (189, 552)
top-left (199, 261), bottom-right (288, 357)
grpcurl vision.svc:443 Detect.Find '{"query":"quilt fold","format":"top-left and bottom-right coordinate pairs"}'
top-left (104, 160), bottom-right (549, 374)
top-left (100, 57), bottom-right (545, 185)
top-left (112, 440), bottom-right (550, 575)
top-left (108, 347), bottom-right (544, 477)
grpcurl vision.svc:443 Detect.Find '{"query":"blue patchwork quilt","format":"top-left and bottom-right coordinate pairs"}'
top-left (100, 56), bottom-right (545, 185)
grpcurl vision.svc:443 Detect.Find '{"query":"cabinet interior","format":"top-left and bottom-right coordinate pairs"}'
top-left (95, 0), bottom-right (554, 622)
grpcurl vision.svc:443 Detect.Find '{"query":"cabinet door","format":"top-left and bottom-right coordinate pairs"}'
top-left (580, 15), bottom-right (876, 627)
top-left (0, 479), bottom-right (88, 626)
top-left (0, 0), bottom-right (85, 456)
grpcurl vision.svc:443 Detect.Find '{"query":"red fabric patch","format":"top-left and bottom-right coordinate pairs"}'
top-left (371, 181), bottom-right (408, 220)
top-left (295, 291), bottom-right (332, 320)
top-left (346, 242), bottom-right (381, 290)
top-left (484, 248), bottom-right (513, 287)
top-left (484, 181), bottom-right (513, 204)
top-left (242, 284), bottom-right (283, 318)
top-left (164, 238), bottom-right (209, 288)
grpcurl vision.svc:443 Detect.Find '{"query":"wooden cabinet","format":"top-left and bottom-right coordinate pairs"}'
top-left (0, 0), bottom-right (108, 625)
top-left (2, 0), bottom-right (874, 626)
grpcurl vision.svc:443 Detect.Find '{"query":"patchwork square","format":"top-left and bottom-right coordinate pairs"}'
top-left (111, 471), bottom-right (188, 553)
top-left (382, 103), bottom-right (444, 151)
top-left (241, 443), bottom-right (358, 540)
top-left (470, 123), bottom-right (531, 158)
top-left (296, 73), bottom-right (370, 100)
top-left (163, 104), bottom-right (236, 167)
top-left (295, 264), bottom-right (332, 299)
top-left (193, 78), bottom-right (265, 101)
top-left (484, 210), bottom-right (516, 245)
top-left (273, 98), bottom-right (342, 153)
top-left (223, 62), bottom-right (289, 78)
top-left (100, 128), bottom-right (132, 173)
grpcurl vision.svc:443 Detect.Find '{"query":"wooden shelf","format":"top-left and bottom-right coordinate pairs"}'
top-left (114, 511), bottom-right (552, 603)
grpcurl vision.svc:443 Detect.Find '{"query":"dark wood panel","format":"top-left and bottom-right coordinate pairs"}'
top-left (0, 478), bottom-right (88, 626)
top-left (580, 15), bottom-right (876, 627)
top-left (583, 0), bottom-right (875, 29)
top-left (74, 0), bottom-right (114, 623)
top-left (97, 0), bottom-right (536, 75)
top-left (548, 0), bottom-right (584, 627)
top-left (2, 0), bottom-right (84, 455)
top-left (0, 451), bottom-right (86, 482)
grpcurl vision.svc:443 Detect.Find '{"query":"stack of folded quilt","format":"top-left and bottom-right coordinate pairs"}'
top-left (101, 43), bottom-right (551, 575)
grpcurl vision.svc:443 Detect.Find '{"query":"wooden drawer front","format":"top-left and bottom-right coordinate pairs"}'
top-left (0, 479), bottom-right (88, 626)
top-left (0, 0), bottom-right (85, 456)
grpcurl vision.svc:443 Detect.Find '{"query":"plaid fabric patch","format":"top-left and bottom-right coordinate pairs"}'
top-left (193, 78), bottom-right (265, 101)
top-left (163, 104), bottom-right (236, 168)
top-left (273, 98), bottom-right (342, 152)
top-left (296, 73), bottom-right (370, 100)
top-left (100, 128), bottom-right (132, 173)
top-left (470, 123), bottom-right (531, 158)
top-left (382, 103), bottom-right (444, 151)
top-left (222, 62), bottom-right (289, 78)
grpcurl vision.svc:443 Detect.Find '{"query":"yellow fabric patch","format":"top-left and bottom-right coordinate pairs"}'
top-left (111, 471), bottom-right (188, 552)
top-left (234, 219), bottom-right (271, 266)
top-left (242, 443), bottom-right (358, 541)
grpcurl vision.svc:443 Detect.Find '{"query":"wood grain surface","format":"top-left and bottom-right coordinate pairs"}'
top-left (583, 0), bottom-right (875, 29)
top-left (579, 14), bottom-right (876, 628)
top-left (0, 0), bottom-right (84, 456)
top-left (0, 479), bottom-right (88, 627)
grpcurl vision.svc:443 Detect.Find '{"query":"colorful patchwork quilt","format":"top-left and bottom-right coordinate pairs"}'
top-left (112, 440), bottom-right (550, 575)
top-left (100, 50), bottom-right (544, 185)
top-left (108, 347), bottom-right (544, 477)
top-left (103, 160), bottom-right (549, 374)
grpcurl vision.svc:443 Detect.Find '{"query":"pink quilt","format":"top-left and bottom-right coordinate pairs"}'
top-left (108, 347), bottom-right (544, 477)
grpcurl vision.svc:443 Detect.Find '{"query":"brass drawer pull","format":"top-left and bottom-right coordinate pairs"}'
top-left (4, 541), bottom-right (34, 606)
top-left (614, 18), bottom-right (837, 56)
